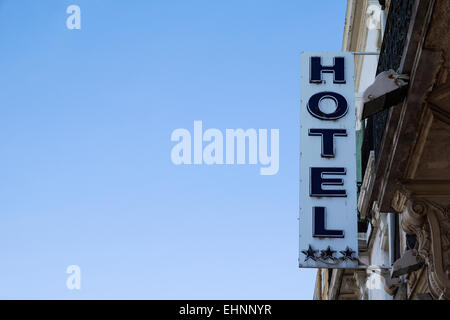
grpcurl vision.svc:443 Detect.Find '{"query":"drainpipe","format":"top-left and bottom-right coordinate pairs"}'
top-left (318, 268), bottom-right (322, 300)
top-left (388, 212), bottom-right (396, 266)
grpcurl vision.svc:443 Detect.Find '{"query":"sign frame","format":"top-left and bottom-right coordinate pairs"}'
top-left (299, 52), bottom-right (358, 269)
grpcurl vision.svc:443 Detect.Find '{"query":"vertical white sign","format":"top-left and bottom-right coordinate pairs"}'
top-left (299, 52), bottom-right (358, 268)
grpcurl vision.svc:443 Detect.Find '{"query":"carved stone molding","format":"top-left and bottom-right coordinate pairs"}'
top-left (407, 265), bottom-right (430, 299)
top-left (392, 189), bottom-right (408, 213)
top-left (401, 199), bottom-right (450, 299)
top-left (354, 271), bottom-right (369, 300)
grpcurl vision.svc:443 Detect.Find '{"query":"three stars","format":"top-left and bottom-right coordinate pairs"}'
top-left (301, 245), bottom-right (357, 262)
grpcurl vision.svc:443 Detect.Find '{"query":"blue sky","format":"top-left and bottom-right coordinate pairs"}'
top-left (0, 0), bottom-right (347, 299)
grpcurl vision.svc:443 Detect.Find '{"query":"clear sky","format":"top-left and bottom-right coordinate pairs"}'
top-left (0, 0), bottom-right (347, 299)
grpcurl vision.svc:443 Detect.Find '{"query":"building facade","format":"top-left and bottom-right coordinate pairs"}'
top-left (314, 0), bottom-right (450, 300)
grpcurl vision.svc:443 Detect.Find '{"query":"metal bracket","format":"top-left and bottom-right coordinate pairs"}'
top-left (352, 52), bottom-right (380, 55)
top-left (362, 85), bottom-right (408, 119)
top-left (357, 265), bottom-right (391, 272)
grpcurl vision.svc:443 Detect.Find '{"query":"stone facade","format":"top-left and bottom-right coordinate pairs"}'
top-left (315, 0), bottom-right (450, 300)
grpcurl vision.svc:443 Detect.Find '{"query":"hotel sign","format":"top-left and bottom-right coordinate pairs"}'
top-left (299, 52), bottom-right (358, 268)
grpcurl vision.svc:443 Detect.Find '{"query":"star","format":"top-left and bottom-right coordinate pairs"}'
top-left (301, 245), bottom-right (318, 261)
top-left (339, 247), bottom-right (356, 261)
top-left (320, 246), bottom-right (336, 260)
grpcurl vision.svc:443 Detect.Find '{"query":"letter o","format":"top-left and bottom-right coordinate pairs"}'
top-left (307, 91), bottom-right (348, 120)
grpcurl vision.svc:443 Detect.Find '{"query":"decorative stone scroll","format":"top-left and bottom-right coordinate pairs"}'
top-left (401, 199), bottom-right (450, 299)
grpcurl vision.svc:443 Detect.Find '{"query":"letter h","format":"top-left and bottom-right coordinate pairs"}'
top-left (310, 56), bottom-right (346, 84)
